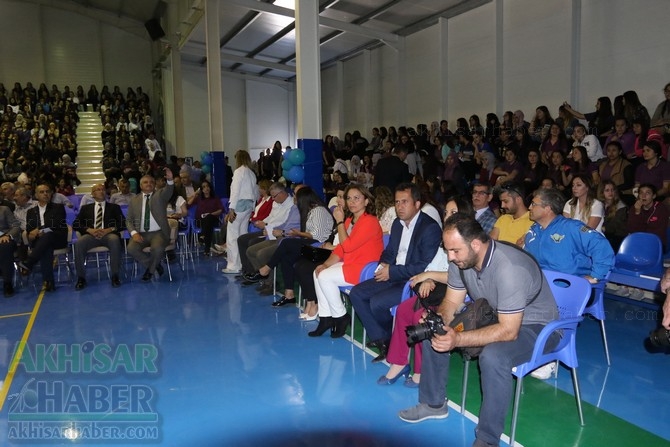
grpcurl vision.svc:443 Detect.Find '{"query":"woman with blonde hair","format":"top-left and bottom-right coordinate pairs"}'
top-left (222, 150), bottom-right (258, 274)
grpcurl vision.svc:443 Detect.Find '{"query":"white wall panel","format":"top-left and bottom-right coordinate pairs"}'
top-left (405, 26), bottom-right (440, 127)
top-left (182, 67), bottom-right (210, 153)
top-left (378, 45), bottom-right (399, 129)
top-left (321, 65), bottom-right (339, 138)
top-left (101, 25), bottom-right (152, 92)
top-left (448, 2), bottom-right (496, 127)
top-left (580, 0), bottom-right (670, 112)
top-left (245, 80), bottom-right (289, 152)
top-left (342, 53), bottom-right (365, 132)
top-left (502, 0), bottom-right (571, 119)
top-left (42, 7), bottom-right (104, 88)
top-left (0, 2), bottom-right (44, 84)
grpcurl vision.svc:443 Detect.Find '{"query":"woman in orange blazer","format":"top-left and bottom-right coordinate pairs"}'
top-left (309, 183), bottom-right (383, 338)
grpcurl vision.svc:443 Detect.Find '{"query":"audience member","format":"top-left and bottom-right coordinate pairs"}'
top-left (72, 184), bottom-right (125, 290)
top-left (187, 180), bottom-right (223, 256)
top-left (634, 140), bottom-right (670, 199)
top-left (349, 183), bottom-right (442, 361)
top-left (627, 183), bottom-right (670, 250)
top-left (309, 184), bottom-right (384, 337)
top-left (490, 183), bottom-right (532, 245)
top-left (563, 174), bottom-right (604, 232)
top-left (398, 213), bottom-right (558, 447)
top-left (598, 180), bottom-right (629, 251)
top-left (109, 178), bottom-right (135, 205)
top-left (373, 146), bottom-right (412, 192)
top-left (471, 183), bottom-right (497, 234)
top-left (0, 204), bottom-right (21, 297)
top-left (18, 183), bottom-right (69, 292)
top-left (126, 169), bottom-right (174, 282)
top-left (222, 150), bottom-right (259, 274)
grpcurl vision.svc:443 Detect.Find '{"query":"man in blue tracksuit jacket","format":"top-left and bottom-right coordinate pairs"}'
top-left (524, 188), bottom-right (615, 281)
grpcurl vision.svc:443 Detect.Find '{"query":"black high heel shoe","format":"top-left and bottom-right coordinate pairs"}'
top-left (308, 317), bottom-right (333, 337)
top-left (330, 314), bottom-right (350, 338)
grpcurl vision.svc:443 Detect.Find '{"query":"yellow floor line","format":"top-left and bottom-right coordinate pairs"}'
top-left (0, 289), bottom-right (46, 411)
top-left (0, 312), bottom-right (32, 320)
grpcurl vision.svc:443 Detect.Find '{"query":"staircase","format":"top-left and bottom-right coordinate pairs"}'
top-left (75, 111), bottom-right (106, 193)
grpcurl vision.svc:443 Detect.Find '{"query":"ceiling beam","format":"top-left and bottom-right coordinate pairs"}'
top-left (183, 41), bottom-right (296, 72)
top-left (227, 0), bottom-right (398, 43)
top-left (397, 0), bottom-right (492, 36)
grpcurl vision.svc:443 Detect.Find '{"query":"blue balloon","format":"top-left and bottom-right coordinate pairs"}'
top-left (202, 155), bottom-right (213, 166)
top-left (288, 148), bottom-right (305, 165)
top-left (202, 164), bottom-right (212, 174)
top-left (287, 165), bottom-right (305, 183)
top-left (281, 159), bottom-right (293, 171)
top-left (283, 147), bottom-right (292, 158)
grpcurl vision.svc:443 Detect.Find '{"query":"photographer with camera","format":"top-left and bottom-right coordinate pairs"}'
top-left (398, 213), bottom-right (558, 447)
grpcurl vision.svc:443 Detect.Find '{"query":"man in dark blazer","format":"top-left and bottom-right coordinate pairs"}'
top-left (373, 146), bottom-right (412, 192)
top-left (349, 182), bottom-right (442, 362)
top-left (18, 183), bottom-right (68, 292)
top-left (126, 169), bottom-right (174, 281)
top-left (0, 205), bottom-right (21, 296)
top-left (72, 183), bottom-right (126, 290)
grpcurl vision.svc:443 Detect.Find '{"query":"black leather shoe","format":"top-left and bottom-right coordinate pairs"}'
top-left (4, 283), bottom-right (14, 298)
top-left (141, 270), bottom-right (152, 282)
top-left (75, 278), bottom-right (87, 291)
top-left (243, 272), bottom-right (267, 284)
top-left (272, 296), bottom-right (296, 307)
top-left (308, 317), bottom-right (333, 337)
top-left (371, 340), bottom-right (390, 363)
top-left (331, 314), bottom-right (350, 338)
top-left (156, 264), bottom-right (164, 277)
top-left (43, 281), bottom-right (55, 292)
top-left (111, 275), bottom-right (121, 288)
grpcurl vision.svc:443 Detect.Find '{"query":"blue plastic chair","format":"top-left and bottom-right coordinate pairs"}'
top-left (584, 271), bottom-right (612, 365)
top-left (508, 270), bottom-right (592, 446)
top-left (612, 232), bottom-right (663, 277)
top-left (339, 261), bottom-right (379, 344)
top-left (390, 281), bottom-right (413, 316)
top-left (609, 232), bottom-right (663, 292)
top-left (382, 234), bottom-right (390, 249)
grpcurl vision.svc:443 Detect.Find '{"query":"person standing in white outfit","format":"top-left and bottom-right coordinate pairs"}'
top-left (222, 150), bottom-right (258, 274)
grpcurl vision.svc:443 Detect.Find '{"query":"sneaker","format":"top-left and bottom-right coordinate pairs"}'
top-left (530, 362), bottom-right (556, 380)
top-left (221, 268), bottom-right (241, 275)
top-left (398, 402), bottom-right (448, 423)
top-left (214, 243), bottom-right (227, 252)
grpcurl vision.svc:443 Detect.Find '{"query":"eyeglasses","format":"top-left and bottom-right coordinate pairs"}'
top-left (472, 190), bottom-right (490, 196)
top-left (499, 183), bottom-right (523, 198)
top-left (270, 192), bottom-right (283, 199)
top-left (529, 201), bottom-right (545, 208)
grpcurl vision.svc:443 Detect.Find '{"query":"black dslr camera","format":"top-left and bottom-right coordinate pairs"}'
top-left (644, 327), bottom-right (670, 353)
top-left (405, 309), bottom-right (447, 345)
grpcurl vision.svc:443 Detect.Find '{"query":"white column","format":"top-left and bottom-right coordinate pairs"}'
top-left (337, 61), bottom-right (345, 138)
top-left (396, 37), bottom-right (407, 127)
top-left (295, 0), bottom-right (322, 139)
top-left (168, 1), bottom-right (185, 156)
top-left (570, 0), bottom-right (582, 106)
top-left (495, 0), bottom-right (504, 116)
top-left (363, 49), bottom-right (372, 138)
top-left (438, 17), bottom-right (449, 121)
top-left (205, 0), bottom-right (225, 153)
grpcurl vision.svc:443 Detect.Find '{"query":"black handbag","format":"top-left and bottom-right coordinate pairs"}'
top-left (449, 298), bottom-right (499, 360)
top-left (300, 245), bottom-right (332, 263)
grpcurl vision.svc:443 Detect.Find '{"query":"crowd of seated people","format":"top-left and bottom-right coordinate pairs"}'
top-left (0, 81), bottom-right (81, 192)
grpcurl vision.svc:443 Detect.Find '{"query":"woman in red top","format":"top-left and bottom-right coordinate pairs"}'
top-left (309, 184), bottom-right (384, 338)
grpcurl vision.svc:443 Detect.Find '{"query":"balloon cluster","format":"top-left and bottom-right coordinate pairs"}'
top-left (200, 151), bottom-right (213, 175)
top-left (282, 148), bottom-right (306, 183)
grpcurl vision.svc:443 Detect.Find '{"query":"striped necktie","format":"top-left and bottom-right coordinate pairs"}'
top-left (95, 203), bottom-right (103, 229)
top-left (143, 194), bottom-right (151, 231)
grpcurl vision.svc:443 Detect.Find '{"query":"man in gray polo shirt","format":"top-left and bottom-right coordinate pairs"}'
top-left (398, 213), bottom-right (558, 447)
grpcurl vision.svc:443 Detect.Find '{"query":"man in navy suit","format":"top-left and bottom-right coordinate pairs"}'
top-left (349, 182), bottom-right (442, 362)
top-left (18, 183), bottom-right (68, 292)
top-left (72, 183), bottom-right (126, 290)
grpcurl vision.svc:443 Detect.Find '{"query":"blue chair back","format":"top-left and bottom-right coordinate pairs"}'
top-left (391, 281), bottom-right (413, 316)
top-left (613, 232), bottom-right (663, 277)
top-left (65, 207), bottom-right (77, 226)
top-left (382, 234), bottom-right (390, 248)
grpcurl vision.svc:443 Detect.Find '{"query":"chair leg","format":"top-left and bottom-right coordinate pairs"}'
top-left (510, 376), bottom-right (523, 447)
top-left (571, 367), bottom-right (585, 426)
top-left (461, 359), bottom-right (470, 414)
top-left (599, 320), bottom-right (611, 366)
